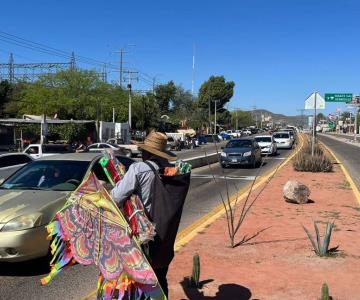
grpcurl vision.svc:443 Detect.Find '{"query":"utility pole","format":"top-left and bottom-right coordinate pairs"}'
top-left (9, 53), bottom-right (14, 83)
top-left (192, 44), bottom-right (196, 96)
top-left (153, 77), bottom-right (156, 95)
top-left (70, 51), bottom-right (76, 70)
top-left (123, 70), bottom-right (139, 129)
top-left (251, 105), bottom-right (257, 127)
top-left (208, 99), bottom-right (211, 134)
top-left (297, 109), bottom-right (305, 129)
top-left (115, 49), bottom-right (127, 88)
top-left (214, 100), bottom-right (220, 134)
top-left (235, 110), bottom-right (238, 130)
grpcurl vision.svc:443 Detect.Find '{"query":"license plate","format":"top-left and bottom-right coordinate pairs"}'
top-left (232, 158), bottom-right (237, 162)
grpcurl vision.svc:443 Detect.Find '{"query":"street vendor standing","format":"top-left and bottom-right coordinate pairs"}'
top-left (111, 131), bottom-right (181, 297)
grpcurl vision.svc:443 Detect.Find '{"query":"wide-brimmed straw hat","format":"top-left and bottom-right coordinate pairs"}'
top-left (135, 131), bottom-right (177, 161)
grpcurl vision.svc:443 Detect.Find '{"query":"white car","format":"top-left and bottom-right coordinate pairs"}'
top-left (23, 144), bottom-right (73, 159)
top-left (226, 130), bottom-right (240, 138)
top-left (242, 129), bottom-right (252, 136)
top-left (87, 143), bottom-right (132, 157)
top-left (273, 132), bottom-right (293, 149)
top-left (254, 135), bottom-right (278, 155)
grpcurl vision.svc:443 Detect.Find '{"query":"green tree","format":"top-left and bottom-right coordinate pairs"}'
top-left (231, 110), bottom-right (254, 129)
top-left (9, 69), bottom-right (129, 121)
top-left (198, 75), bottom-right (235, 114)
top-left (154, 81), bottom-right (176, 114)
top-left (0, 80), bottom-right (12, 117)
top-left (317, 113), bottom-right (326, 120)
top-left (132, 92), bottom-right (161, 132)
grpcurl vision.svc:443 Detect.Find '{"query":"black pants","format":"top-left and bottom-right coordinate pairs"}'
top-left (154, 266), bottom-right (169, 298)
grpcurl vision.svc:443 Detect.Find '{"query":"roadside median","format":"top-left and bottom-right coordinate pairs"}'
top-left (168, 134), bottom-right (360, 299)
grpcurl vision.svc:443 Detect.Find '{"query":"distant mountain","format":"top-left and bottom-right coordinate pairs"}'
top-left (247, 109), bottom-right (307, 127)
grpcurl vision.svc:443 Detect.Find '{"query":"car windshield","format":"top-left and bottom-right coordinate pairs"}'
top-left (274, 133), bottom-right (289, 139)
top-left (255, 137), bottom-right (272, 143)
top-left (0, 160), bottom-right (89, 191)
top-left (226, 140), bottom-right (252, 148)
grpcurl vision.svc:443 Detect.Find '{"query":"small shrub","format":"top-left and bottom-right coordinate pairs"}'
top-left (302, 221), bottom-right (338, 257)
top-left (293, 152), bottom-right (333, 172)
top-left (293, 137), bottom-right (332, 172)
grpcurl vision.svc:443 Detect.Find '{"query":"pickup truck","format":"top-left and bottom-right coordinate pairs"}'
top-left (106, 138), bottom-right (141, 157)
top-left (23, 144), bottom-right (74, 159)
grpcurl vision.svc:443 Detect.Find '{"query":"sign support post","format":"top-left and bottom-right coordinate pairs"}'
top-left (312, 92), bottom-right (317, 156)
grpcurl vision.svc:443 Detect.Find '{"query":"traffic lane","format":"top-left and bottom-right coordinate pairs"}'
top-left (175, 141), bottom-right (227, 160)
top-left (318, 134), bottom-right (360, 189)
top-left (178, 148), bottom-right (291, 231)
top-left (0, 148), bottom-right (291, 300)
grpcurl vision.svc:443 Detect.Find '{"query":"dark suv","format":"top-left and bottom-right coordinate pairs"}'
top-left (220, 138), bottom-right (262, 168)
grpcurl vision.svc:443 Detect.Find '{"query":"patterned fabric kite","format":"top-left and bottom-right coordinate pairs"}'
top-left (99, 151), bottom-right (156, 244)
top-left (41, 171), bottom-right (166, 300)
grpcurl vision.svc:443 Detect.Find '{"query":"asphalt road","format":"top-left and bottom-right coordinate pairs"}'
top-left (0, 146), bottom-right (292, 300)
top-left (174, 141), bottom-right (227, 160)
top-left (318, 134), bottom-right (360, 189)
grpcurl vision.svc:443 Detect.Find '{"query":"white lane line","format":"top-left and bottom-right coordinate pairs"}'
top-left (191, 174), bottom-right (256, 181)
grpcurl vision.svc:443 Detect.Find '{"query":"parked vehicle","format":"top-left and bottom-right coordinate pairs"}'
top-left (204, 134), bottom-right (221, 143)
top-left (273, 132), bottom-right (293, 149)
top-left (219, 132), bottom-right (232, 140)
top-left (220, 138), bottom-right (262, 168)
top-left (0, 153), bottom-right (33, 183)
top-left (166, 137), bottom-right (181, 151)
top-left (23, 144), bottom-right (74, 159)
top-left (242, 129), bottom-right (252, 136)
top-left (106, 138), bottom-right (141, 157)
top-left (254, 135), bottom-right (278, 155)
top-left (87, 143), bottom-right (132, 157)
top-left (226, 130), bottom-right (240, 138)
top-left (0, 153), bottom-right (135, 262)
top-left (197, 135), bottom-right (207, 145)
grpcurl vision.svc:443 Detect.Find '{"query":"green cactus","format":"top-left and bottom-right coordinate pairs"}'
top-left (190, 253), bottom-right (201, 288)
top-left (321, 283), bottom-right (329, 300)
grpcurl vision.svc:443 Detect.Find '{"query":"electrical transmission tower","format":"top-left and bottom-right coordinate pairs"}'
top-left (0, 53), bottom-right (72, 83)
top-left (0, 52), bottom-right (107, 83)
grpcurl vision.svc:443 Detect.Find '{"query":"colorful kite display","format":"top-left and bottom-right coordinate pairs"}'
top-left (41, 168), bottom-right (165, 299)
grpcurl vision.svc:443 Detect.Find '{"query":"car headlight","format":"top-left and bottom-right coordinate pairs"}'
top-left (220, 152), bottom-right (227, 157)
top-left (243, 151), bottom-right (252, 157)
top-left (1, 213), bottom-right (42, 232)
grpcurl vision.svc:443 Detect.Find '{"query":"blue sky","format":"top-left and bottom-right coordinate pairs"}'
top-left (1, 0), bottom-right (360, 116)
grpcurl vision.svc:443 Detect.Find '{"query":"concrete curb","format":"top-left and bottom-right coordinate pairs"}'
top-left (182, 152), bottom-right (219, 169)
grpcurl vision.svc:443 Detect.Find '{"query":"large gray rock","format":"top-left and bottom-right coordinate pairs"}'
top-left (283, 180), bottom-right (310, 204)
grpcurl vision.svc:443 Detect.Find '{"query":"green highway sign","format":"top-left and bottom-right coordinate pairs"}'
top-left (325, 93), bottom-right (352, 103)
top-left (328, 122), bottom-right (335, 129)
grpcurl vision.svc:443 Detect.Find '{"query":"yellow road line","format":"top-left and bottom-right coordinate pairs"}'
top-left (321, 142), bottom-right (360, 205)
top-left (82, 135), bottom-right (304, 300)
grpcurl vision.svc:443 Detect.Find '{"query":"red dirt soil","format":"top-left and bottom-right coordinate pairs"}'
top-left (168, 162), bottom-right (360, 300)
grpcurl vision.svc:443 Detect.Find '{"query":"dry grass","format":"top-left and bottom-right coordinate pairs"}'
top-left (293, 136), bottom-right (333, 173)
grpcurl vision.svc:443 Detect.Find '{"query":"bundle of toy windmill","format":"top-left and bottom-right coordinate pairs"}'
top-left (41, 151), bottom-right (163, 300)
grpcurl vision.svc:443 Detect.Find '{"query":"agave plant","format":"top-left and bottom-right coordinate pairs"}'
top-left (302, 221), bottom-right (338, 257)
